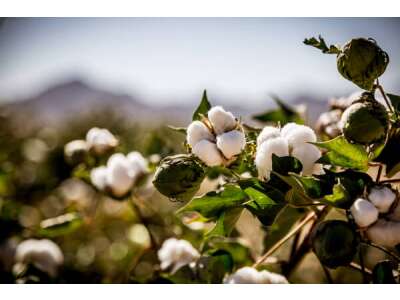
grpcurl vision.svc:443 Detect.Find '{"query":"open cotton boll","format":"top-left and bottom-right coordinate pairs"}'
top-left (186, 120), bottom-right (215, 148)
top-left (216, 130), bottom-right (246, 159)
top-left (366, 219), bottom-right (400, 248)
top-left (281, 123), bottom-right (317, 148)
top-left (15, 239), bottom-right (64, 278)
top-left (368, 186), bottom-right (396, 213)
top-left (388, 201), bottom-right (400, 222)
top-left (255, 137), bottom-right (289, 180)
top-left (257, 126), bottom-right (281, 146)
top-left (291, 143), bottom-right (321, 175)
top-left (192, 140), bottom-right (224, 167)
top-left (224, 267), bottom-right (288, 284)
top-left (157, 238), bottom-right (200, 274)
top-left (106, 153), bottom-right (134, 197)
top-left (86, 127), bottom-right (118, 154)
top-left (208, 106), bottom-right (237, 135)
top-left (90, 166), bottom-right (108, 191)
top-left (350, 198), bottom-right (379, 228)
top-left (127, 151), bottom-right (148, 178)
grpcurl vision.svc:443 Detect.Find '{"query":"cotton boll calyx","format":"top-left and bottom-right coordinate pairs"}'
top-left (192, 140), bottom-right (224, 167)
top-left (90, 166), bottom-right (108, 192)
top-left (257, 126), bottom-right (281, 146)
top-left (255, 137), bottom-right (289, 180)
top-left (86, 127), bottom-right (118, 155)
top-left (366, 219), bottom-right (400, 248)
top-left (186, 120), bottom-right (215, 148)
top-left (350, 198), bottom-right (379, 228)
top-left (224, 267), bottom-right (288, 284)
top-left (106, 153), bottom-right (134, 198)
top-left (15, 239), bottom-right (64, 278)
top-left (281, 123), bottom-right (317, 148)
top-left (291, 143), bottom-right (321, 175)
top-left (216, 130), bottom-right (246, 159)
top-left (157, 238), bottom-right (200, 274)
top-left (208, 106), bottom-right (237, 135)
top-left (367, 185), bottom-right (396, 213)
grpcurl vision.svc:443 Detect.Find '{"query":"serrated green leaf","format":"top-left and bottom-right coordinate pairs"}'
top-left (177, 184), bottom-right (247, 218)
top-left (304, 35), bottom-right (341, 54)
top-left (314, 136), bottom-right (369, 171)
top-left (192, 90), bottom-right (211, 121)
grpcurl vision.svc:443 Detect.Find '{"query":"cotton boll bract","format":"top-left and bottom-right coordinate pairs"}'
top-left (15, 239), bottom-right (64, 278)
top-left (216, 130), bottom-right (246, 159)
top-left (90, 166), bottom-right (108, 192)
top-left (368, 186), bottom-right (396, 213)
top-left (281, 123), bottom-right (317, 148)
top-left (208, 106), bottom-right (237, 135)
top-left (157, 238), bottom-right (200, 274)
top-left (86, 127), bottom-right (118, 155)
top-left (106, 153), bottom-right (134, 198)
top-left (291, 143), bottom-right (321, 175)
top-left (186, 120), bottom-right (215, 148)
top-left (350, 198), bottom-right (379, 228)
top-left (255, 137), bottom-right (289, 180)
top-left (366, 219), bottom-right (400, 248)
top-left (257, 126), bottom-right (281, 146)
top-left (192, 140), bottom-right (224, 167)
top-left (224, 267), bottom-right (288, 284)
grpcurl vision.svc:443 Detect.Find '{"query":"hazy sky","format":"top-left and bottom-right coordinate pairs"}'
top-left (0, 18), bottom-right (399, 106)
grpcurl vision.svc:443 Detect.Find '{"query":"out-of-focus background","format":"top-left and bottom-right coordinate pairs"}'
top-left (0, 18), bottom-right (399, 283)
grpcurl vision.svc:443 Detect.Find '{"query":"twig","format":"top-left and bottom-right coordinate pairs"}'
top-left (358, 245), bottom-right (368, 283)
top-left (376, 164), bottom-right (383, 183)
top-left (380, 179), bottom-right (400, 184)
top-left (362, 240), bottom-right (400, 262)
top-left (253, 211), bottom-right (316, 267)
top-left (376, 83), bottom-right (394, 113)
top-left (320, 262), bottom-right (333, 284)
top-left (349, 261), bottom-right (372, 275)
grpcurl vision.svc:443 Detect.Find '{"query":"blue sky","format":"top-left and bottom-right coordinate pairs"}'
top-left (0, 18), bottom-right (399, 106)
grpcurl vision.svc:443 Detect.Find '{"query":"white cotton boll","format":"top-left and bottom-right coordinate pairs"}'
top-left (366, 219), bottom-right (400, 248)
top-left (157, 238), bottom-right (200, 274)
top-left (388, 201), bottom-right (400, 222)
top-left (208, 106), bottom-right (237, 135)
top-left (257, 126), bottom-right (281, 146)
top-left (64, 140), bottom-right (88, 162)
top-left (90, 166), bottom-right (108, 191)
top-left (350, 198), bottom-right (379, 228)
top-left (186, 121), bottom-right (215, 148)
top-left (15, 239), bottom-right (64, 277)
top-left (368, 186), bottom-right (396, 213)
top-left (216, 130), bottom-right (246, 159)
top-left (106, 153), bottom-right (134, 197)
top-left (192, 140), bottom-right (224, 167)
top-left (224, 267), bottom-right (288, 284)
top-left (291, 143), bottom-right (321, 175)
top-left (281, 123), bottom-right (317, 148)
top-left (86, 127), bottom-right (118, 154)
top-left (255, 137), bottom-right (289, 180)
top-left (127, 151), bottom-right (148, 179)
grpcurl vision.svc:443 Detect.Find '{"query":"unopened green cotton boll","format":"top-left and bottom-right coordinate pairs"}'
top-left (368, 185), bottom-right (396, 213)
top-left (366, 219), bottom-right (400, 248)
top-left (186, 120), bottom-right (215, 148)
top-left (192, 140), bottom-right (224, 167)
top-left (340, 92), bottom-right (389, 145)
top-left (337, 38), bottom-right (389, 90)
top-left (312, 220), bottom-right (358, 268)
top-left (207, 106), bottom-right (237, 135)
top-left (216, 130), bottom-right (246, 159)
top-left (224, 266), bottom-right (288, 284)
top-left (350, 198), bottom-right (379, 228)
top-left (153, 154), bottom-right (205, 201)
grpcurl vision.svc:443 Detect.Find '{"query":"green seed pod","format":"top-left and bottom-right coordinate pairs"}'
top-left (337, 38), bottom-right (389, 91)
top-left (153, 154), bottom-right (205, 202)
top-left (340, 92), bottom-right (389, 145)
top-left (311, 220), bottom-right (359, 269)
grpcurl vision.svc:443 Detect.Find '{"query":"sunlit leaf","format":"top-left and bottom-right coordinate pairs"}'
top-left (192, 90), bottom-right (211, 121)
top-left (304, 35), bottom-right (341, 54)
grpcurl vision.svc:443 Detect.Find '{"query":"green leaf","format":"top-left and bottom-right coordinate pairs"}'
top-left (38, 212), bottom-right (83, 238)
top-left (192, 90), bottom-right (211, 121)
top-left (272, 155), bottom-right (303, 175)
top-left (253, 96), bottom-right (304, 125)
top-left (387, 93), bottom-right (400, 113)
top-left (243, 186), bottom-right (286, 226)
top-left (161, 265), bottom-right (199, 284)
top-left (314, 136), bottom-right (369, 171)
top-left (197, 251), bottom-right (234, 283)
top-left (372, 260), bottom-right (396, 284)
top-left (204, 240), bottom-right (253, 267)
top-left (167, 125), bottom-right (187, 135)
top-left (322, 182), bottom-right (352, 208)
top-left (205, 208), bottom-right (243, 239)
top-left (177, 184), bottom-right (247, 218)
top-left (375, 132), bottom-right (400, 178)
top-left (304, 35), bottom-right (341, 54)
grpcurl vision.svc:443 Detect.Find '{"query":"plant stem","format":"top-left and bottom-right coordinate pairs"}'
top-left (362, 240), bottom-right (400, 262)
top-left (349, 262), bottom-right (372, 275)
top-left (376, 164), bottom-right (383, 183)
top-left (377, 83), bottom-right (394, 113)
top-left (253, 211), bottom-right (316, 268)
top-left (380, 179), bottom-right (400, 184)
top-left (320, 261), bottom-right (333, 284)
top-left (358, 245), bottom-right (368, 283)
